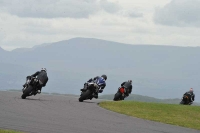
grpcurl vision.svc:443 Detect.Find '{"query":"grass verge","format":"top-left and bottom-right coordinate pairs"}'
top-left (99, 101), bottom-right (200, 130)
top-left (0, 129), bottom-right (23, 133)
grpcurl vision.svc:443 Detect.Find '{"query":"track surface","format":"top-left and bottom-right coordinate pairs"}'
top-left (0, 91), bottom-right (199, 133)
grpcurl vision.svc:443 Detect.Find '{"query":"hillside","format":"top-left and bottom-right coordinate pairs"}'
top-left (0, 37), bottom-right (200, 101)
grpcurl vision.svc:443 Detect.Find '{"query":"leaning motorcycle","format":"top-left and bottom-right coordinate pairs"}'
top-left (180, 94), bottom-right (192, 105)
top-left (113, 86), bottom-right (127, 101)
top-left (79, 78), bottom-right (105, 102)
top-left (21, 77), bottom-right (41, 99)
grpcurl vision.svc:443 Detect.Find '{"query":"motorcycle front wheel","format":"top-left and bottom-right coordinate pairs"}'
top-left (79, 90), bottom-right (91, 102)
top-left (21, 86), bottom-right (33, 99)
top-left (113, 92), bottom-right (122, 101)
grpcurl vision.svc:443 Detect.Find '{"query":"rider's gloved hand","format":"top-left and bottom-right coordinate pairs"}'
top-left (87, 78), bottom-right (93, 82)
top-left (99, 89), bottom-right (103, 93)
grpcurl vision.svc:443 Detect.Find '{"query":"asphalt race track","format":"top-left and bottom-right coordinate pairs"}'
top-left (0, 91), bottom-right (199, 133)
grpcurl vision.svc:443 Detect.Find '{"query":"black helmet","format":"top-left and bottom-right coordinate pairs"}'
top-left (128, 80), bottom-right (132, 83)
top-left (101, 74), bottom-right (107, 80)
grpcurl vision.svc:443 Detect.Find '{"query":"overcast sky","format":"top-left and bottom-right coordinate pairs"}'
top-left (0, 0), bottom-right (200, 50)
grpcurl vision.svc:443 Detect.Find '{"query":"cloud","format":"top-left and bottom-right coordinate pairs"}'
top-left (99, 0), bottom-right (120, 13)
top-left (0, 0), bottom-right (120, 18)
top-left (154, 0), bottom-right (200, 27)
top-left (2, 0), bottom-right (200, 51)
top-left (118, 10), bottom-right (143, 18)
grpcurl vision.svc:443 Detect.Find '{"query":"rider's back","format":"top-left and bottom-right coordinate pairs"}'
top-left (37, 71), bottom-right (48, 84)
top-left (122, 82), bottom-right (132, 93)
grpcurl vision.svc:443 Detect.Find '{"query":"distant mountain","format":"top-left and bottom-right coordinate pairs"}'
top-left (0, 47), bottom-right (4, 51)
top-left (32, 43), bottom-right (51, 49)
top-left (11, 48), bottom-right (32, 53)
top-left (0, 47), bottom-right (8, 61)
top-left (0, 37), bottom-right (200, 102)
top-left (12, 43), bottom-right (51, 53)
top-left (0, 46), bottom-right (7, 53)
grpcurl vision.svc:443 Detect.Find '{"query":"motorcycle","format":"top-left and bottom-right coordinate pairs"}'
top-left (21, 77), bottom-right (41, 99)
top-left (113, 86), bottom-right (127, 101)
top-left (180, 94), bottom-right (192, 105)
top-left (79, 78), bottom-right (105, 102)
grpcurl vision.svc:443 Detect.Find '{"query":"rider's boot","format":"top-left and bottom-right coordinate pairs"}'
top-left (93, 93), bottom-right (98, 99)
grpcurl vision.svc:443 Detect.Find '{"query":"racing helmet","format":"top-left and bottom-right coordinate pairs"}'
top-left (128, 80), bottom-right (132, 83)
top-left (101, 74), bottom-right (107, 80)
top-left (41, 68), bottom-right (47, 72)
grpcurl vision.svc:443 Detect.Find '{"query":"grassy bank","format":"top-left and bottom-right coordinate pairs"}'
top-left (0, 129), bottom-right (22, 133)
top-left (99, 101), bottom-right (200, 130)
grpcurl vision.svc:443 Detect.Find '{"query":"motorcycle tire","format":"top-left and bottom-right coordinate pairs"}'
top-left (21, 86), bottom-right (33, 99)
top-left (113, 92), bottom-right (122, 101)
top-left (79, 90), bottom-right (91, 102)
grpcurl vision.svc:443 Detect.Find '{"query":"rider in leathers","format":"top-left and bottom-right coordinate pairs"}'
top-left (121, 80), bottom-right (132, 97)
top-left (23, 68), bottom-right (48, 94)
top-left (181, 88), bottom-right (195, 105)
top-left (81, 75), bottom-right (107, 98)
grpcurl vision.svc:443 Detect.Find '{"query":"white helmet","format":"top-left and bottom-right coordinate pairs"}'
top-left (41, 68), bottom-right (47, 72)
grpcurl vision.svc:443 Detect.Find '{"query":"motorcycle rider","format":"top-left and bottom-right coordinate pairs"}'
top-left (81, 75), bottom-right (107, 98)
top-left (181, 88), bottom-right (195, 105)
top-left (120, 80), bottom-right (132, 97)
top-left (23, 68), bottom-right (48, 94)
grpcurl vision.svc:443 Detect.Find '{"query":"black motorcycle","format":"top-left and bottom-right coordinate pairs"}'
top-left (79, 81), bottom-right (99, 102)
top-left (21, 77), bottom-right (41, 99)
top-left (180, 94), bottom-right (192, 105)
top-left (113, 86), bottom-right (127, 101)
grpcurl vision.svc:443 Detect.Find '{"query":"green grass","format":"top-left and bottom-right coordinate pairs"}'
top-left (99, 101), bottom-right (200, 130)
top-left (0, 129), bottom-right (23, 133)
top-left (99, 94), bottom-right (200, 105)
